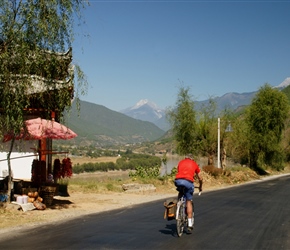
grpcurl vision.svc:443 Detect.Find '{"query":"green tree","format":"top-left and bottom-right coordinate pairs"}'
top-left (195, 98), bottom-right (235, 168)
top-left (226, 114), bottom-right (249, 165)
top-left (0, 0), bottom-right (88, 201)
top-left (195, 98), bottom-right (217, 165)
top-left (218, 108), bottom-right (236, 169)
top-left (167, 86), bottom-right (197, 156)
top-left (246, 84), bottom-right (290, 172)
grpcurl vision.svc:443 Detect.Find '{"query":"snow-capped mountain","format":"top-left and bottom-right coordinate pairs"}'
top-left (275, 77), bottom-right (290, 89)
top-left (120, 99), bottom-right (169, 131)
top-left (120, 78), bottom-right (290, 132)
top-left (130, 99), bottom-right (159, 111)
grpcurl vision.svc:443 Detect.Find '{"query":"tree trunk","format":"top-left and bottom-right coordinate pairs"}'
top-left (7, 138), bottom-right (15, 203)
top-left (221, 148), bottom-right (227, 170)
top-left (208, 154), bottom-right (214, 166)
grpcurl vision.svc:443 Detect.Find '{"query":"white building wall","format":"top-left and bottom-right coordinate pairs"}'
top-left (0, 140), bottom-right (39, 180)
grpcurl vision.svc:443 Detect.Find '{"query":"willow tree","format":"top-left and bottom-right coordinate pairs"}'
top-left (0, 0), bottom-right (88, 201)
top-left (167, 86), bottom-right (198, 156)
top-left (195, 98), bottom-right (217, 165)
top-left (246, 84), bottom-right (290, 172)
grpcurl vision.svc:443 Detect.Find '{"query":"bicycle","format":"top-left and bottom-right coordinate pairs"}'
top-left (175, 186), bottom-right (201, 237)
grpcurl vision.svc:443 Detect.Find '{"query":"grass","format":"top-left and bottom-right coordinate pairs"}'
top-left (63, 156), bottom-right (271, 193)
top-left (65, 169), bottom-right (176, 194)
top-left (67, 170), bottom-right (131, 193)
top-left (66, 164), bottom-right (266, 194)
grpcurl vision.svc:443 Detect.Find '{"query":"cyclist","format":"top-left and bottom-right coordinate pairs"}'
top-left (174, 154), bottom-right (203, 230)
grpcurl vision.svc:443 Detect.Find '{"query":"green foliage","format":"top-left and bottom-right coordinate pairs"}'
top-left (167, 87), bottom-right (238, 167)
top-left (167, 86), bottom-right (197, 155)
top-left (226, 114), bottom-right (249, 165)
top-left (161, 152), bottom-right (167, 165)
top-left (73, 162), bottom-right (117, 174)
top-left (229, 166), bottom-right (246, 172)
top-left (169, 166), bottom-right (177, 177)
top-left (129, 165), bottom-right (160, 178)
top-left (0, 0), bottom-right (88, 202)
top-left (281, 84), bottom-right (290, 102)
top-left (195, 98), bottom-right (218, 159)
top-left (105, 183), bottom-right (122, 192)
top-left (72, 153), bottom-right (162, 175)
top-left (246, 84), bottom-right (290, 171)
top-left (0, 0), bottom-right (88, 133)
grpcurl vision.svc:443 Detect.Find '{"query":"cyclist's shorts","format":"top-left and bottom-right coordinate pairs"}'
top-left (174, 179), bottom-right (194, 201)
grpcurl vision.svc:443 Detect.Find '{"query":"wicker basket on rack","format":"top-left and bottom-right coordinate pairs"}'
top-left (40, 186), bottom-right (56, 206)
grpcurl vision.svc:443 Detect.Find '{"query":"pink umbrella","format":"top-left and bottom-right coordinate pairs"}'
top-left (3, 117), bottom-right (77, 142)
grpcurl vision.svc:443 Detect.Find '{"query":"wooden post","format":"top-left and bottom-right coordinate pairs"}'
top-left (39, 139), bottom-right (47, 182)
top-left (39, 139), bottom-right (46, 162)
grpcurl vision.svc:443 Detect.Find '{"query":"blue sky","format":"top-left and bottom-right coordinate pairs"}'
top-left (73, 0), bottom-right (290, 111)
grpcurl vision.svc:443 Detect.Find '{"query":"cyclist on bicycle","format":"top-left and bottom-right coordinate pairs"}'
top-left (174, 154), bottom-right (203, 230)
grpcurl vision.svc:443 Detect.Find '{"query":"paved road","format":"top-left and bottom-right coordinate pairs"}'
top-left (1, 174), bottom-right (290, 249)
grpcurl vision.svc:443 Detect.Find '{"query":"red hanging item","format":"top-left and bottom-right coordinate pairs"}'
top-left (61, 158), bottom-right (73, 178)
top-left (53, 159), bottom-right (62, 180)
top-left (53, 157), bottom-right (72, 181)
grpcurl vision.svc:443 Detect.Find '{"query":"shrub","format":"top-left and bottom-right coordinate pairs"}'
top-left (202, 165), bottom-right (223, 177)
top-left (129, 165), bottom-right (160, 178)
top-left (168, 166), bottom-right (177, 177)
top-left (72, 153), bottom-right (162, 174)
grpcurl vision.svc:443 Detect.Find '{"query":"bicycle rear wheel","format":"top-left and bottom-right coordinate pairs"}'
top-left (176, 203), bottom-right (186, 237)
top-left (192, 201), bottom-right (194, 226)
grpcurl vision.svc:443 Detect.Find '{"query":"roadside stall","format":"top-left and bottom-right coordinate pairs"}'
top-left (0, 44), bottom-right (75, 211)
top-left (1, 117), bottom-right (76, 210)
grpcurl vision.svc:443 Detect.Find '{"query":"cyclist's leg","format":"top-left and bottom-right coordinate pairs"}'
top-left (186, 185), bottom-right (194, 220)
top-left (186, 200), bottom-right (193, 218)
top-left (182, 181), bottom-right (194, 228)
top-left (175, 179), bottom-right (194, 228)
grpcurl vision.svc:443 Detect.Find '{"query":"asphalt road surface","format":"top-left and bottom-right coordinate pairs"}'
top-left (1, 174), bottom-right (290, 250)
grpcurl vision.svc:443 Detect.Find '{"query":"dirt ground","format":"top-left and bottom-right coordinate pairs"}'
top-left (0, 183), bottom-right (178, 234)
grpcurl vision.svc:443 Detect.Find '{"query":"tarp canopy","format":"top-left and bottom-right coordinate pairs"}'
top-left (3, 117), bottom-right (77, 142)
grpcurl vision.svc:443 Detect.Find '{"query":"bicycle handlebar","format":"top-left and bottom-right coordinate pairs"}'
top-left (194, 186), bottom-right (202, 196)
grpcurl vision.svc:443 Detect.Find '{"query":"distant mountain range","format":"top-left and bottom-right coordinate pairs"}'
top-left (195, 91), bottom-right (257, 113)
top-left (62, 78), bottom-right (290, 146)
top-left (120, 99), bottom-right (164, 123)
top-left (120, 93), bottom-right (256, 131)
top-left (120, 99), bottom-right (169, 131)
top-left (120, 78), bottom-right (290, 131)
top-left (63, 100), bottom-right (165, 147)
top-left (275, 77), bottom-right (290, 88)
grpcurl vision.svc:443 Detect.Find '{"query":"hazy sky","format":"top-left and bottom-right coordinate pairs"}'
top-left (73, 0), bottom-right (290, 111)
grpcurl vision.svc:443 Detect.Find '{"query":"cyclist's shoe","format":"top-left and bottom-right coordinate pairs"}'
top-left (187, 226), bottom-right (193, 233)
